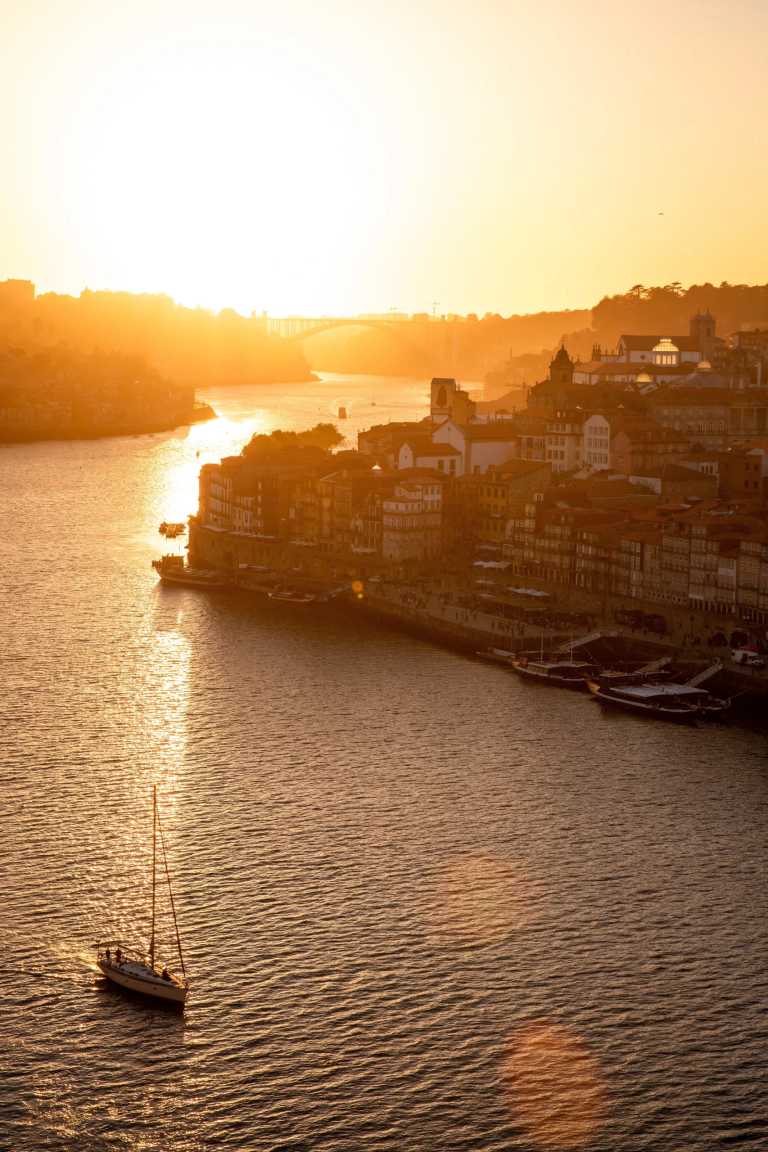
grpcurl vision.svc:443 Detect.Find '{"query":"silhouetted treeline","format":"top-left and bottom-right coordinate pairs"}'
top-left (591, 283), bottom-right (768, 343)
top-left (0, 280), bottom-right (313, 387)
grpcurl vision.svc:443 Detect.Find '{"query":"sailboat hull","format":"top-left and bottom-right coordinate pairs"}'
top-left (97, 959), bottom-right (188, 1004)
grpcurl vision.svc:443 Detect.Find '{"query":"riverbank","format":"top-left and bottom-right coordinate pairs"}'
top-left (183, 519), bottom-right (768, 710)
top-left (0, 399), bottom-right (218, 443)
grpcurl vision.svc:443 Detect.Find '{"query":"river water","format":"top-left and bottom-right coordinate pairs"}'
top-left (1, 375), bottom-right (766, 1152)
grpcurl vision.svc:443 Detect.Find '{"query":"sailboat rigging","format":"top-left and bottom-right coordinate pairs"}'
top-left (95, 785), bottom-right (189, 1006)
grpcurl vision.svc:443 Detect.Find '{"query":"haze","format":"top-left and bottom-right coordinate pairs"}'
top-left (3, 0), bottom-right (766, 316)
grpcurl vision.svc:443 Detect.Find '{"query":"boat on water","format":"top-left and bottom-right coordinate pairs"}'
top-left (588, 680), bottom-right (717, 723)
top-left (152, 554), bottom-right (229, 589)
top-left (590, 673), bottom-right (730, 721)
top-left (158, 521), bottom-right (186, 539)
top-left (475, 647), bottom-right (517, 667)
top-left (267, 587), bottom-right (316, 604)
top-left (510, 654), bottom-right (596, 691)
top-left (593, 668), bottom-right (671, 688)
top-left (95, 786), bottom-right (189, 1006)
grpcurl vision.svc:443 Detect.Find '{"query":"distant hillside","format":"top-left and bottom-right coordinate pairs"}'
top-left (490, 283), bottom-right (768, 389)
top-left (590, 283), bottom-right (768, 346)
top-left (0, 344), bottom-right (202, 441)
top-left (0, 280), bottom-right (313, 388)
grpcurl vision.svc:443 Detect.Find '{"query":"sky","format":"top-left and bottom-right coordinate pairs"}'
top-left (2, 0), bottom-right (767, 317)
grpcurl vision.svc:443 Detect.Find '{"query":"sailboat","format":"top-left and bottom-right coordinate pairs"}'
top-left (95, 786), bottom-right (189, 1006)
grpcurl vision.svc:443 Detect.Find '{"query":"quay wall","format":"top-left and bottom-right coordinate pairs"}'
top-left (356, 586), bottom-right (572, 653)
top-left (187, 521), bottom-right (768, 699)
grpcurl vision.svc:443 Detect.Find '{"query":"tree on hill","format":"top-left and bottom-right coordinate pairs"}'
top-left (240, 423), bottom-right (344, 464)
top-left (591, 282), bottom-right (768, 344)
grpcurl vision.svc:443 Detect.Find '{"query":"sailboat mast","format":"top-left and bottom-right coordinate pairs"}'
top-left (150, 784), bottom-right (157, 970)
top-left (156, 800), bottom-right (187, 980)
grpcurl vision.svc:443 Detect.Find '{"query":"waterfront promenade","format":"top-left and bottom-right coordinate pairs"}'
top-left (190, 517), bottom-right (768, 688)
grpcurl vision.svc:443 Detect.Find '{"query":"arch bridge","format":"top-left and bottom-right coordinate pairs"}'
top-left (267, 316), bottom-right (415, 341)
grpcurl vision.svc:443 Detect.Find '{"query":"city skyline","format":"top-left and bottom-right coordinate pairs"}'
top-left (3, 0), bottom-right (767, 318)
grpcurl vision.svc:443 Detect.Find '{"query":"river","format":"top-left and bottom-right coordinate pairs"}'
top-left (1, 374), bottom-right (766, 1151)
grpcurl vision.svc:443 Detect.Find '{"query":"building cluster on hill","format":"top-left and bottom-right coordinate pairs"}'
top-left (192, 312), bottom-right (768, 629)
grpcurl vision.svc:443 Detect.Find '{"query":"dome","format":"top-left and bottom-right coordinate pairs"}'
top-left (635, 371), bottom-right (653, 384)
top-left (652, 337), bottom-right (680, 366)
top-left (696, 359), bottom-right (712, 372)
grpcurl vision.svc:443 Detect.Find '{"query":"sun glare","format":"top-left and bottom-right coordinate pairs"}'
top-left (53, 34), bottom-right (393, 315)
top-left (159, 412), bottom-right (272, 526)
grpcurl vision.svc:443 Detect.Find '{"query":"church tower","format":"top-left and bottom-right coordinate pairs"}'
top-left (549, 345), bottom-right (574, 389)
top-left (690, 311), bottom-right (716, 360)
top-left (431, 377), bottom-right (455, 421)
top-left (430, 377), bottom-right (476, 425)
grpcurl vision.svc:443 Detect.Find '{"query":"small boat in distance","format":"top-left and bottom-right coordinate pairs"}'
top-left (159, 521), bottom-right (186, 539)
top-left (95, 786), bottom-right (189, 1006)
top-left (268, 587), bottom-right (316, 604)
top-left (152, 554), bottom-right (229, 589)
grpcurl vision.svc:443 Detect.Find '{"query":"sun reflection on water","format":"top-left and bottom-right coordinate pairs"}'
top-left (158, 411), bottom-right (273, 526)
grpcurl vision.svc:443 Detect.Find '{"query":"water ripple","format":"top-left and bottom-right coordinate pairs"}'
top-left (1, 382), bottom-right (767, 1150)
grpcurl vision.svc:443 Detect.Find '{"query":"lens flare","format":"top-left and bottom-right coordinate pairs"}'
top-left (502, 1022), bottom-right (607, 1149)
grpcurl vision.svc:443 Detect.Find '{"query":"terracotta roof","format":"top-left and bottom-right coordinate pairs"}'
top-left (729, 438), bottom-right (768, 452)
top-left (497, 459), bottom-right (550, 476)
top-left (361, 419), bottom-right (428, 438)
top-left (578, 362), bottom-right (693, 377)
top-left (617, 334), bottom-right (702, 352)
top-left (402, 438), bottom-right (461, 457)
top-left (396, 467), bottom-right (448, 480)
top-left (668, 371), bottom-right (732, 389)
top-left (467, 423), bottom-right (520, 442)
top-left (679, 449), bottom-right (722, 461)
top-left (621, 525), bottom-right (663, 544)
top-left (516, 419), bottom-right (548, 435)
top-left (648, 388), bottom-right (733, 405)
top-left (633, 463), bottom-right (716, 482)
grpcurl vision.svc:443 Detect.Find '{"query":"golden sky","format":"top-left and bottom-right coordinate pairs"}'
top-left (3, 0), bottom-right (767, 316)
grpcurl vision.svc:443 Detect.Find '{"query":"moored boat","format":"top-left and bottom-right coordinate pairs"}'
top-left (511, 655), bottom-right (596, 691)
top-left (590, 675), bottom-right (730, 721)
top-left (475, 647), bottom-right (517, 667)
top-left (95, 786), bottom-right (189, 1007)
top-left (588, 680), bottom-right (704, 723)
top-left (152, 554), bottom-right (229, 589)
top-left (267, 588), bottom-right (316, 604)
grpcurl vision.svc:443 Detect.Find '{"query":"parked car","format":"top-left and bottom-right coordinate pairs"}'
top-left (732, 648), bottom-right (766, 669)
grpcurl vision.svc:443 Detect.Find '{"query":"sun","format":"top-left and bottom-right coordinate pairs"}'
top-left (49, 30), bottom-right (393, 316)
